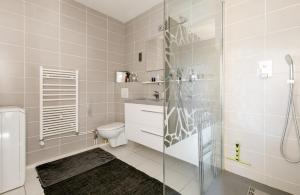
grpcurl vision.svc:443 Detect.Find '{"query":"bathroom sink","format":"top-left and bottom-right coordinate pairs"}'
top-left (125, 98), bottom-right (164, 106)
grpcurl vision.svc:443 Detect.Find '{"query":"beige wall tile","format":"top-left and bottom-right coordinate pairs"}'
top-left (87, 59), bottom-right (107, 71)
top-left (25, 93), bottom-right (39, 108)
top-left (87, 93), bottom-right (106, 104)
top-left (26, 33), bottom-right (59, 52)
top-left (87, 81), bottom-right (106, 93)
top-left (87, 12), bottom-right (107, 29)
top-left (61, 27), bottom-right (85, 45)
top-left (267, 4), bottom-right (300, 33)
top-left (108, 17), bottom-right (125, 34)
top-left (0, 26), bottom-right (24, 46)
top-left (226, 0), bottom-right (265, 25)
top-left (26, 147), bottom-right (60, 165)
top-left (87, 36), bottom-right (107, 50)
top-left (61, 15), bottom-right (85, 33)
top-left (87, 47), bottom-right (106, 60)
top-left (0, 93), bottom-right (24, 107)
top-left (26, 121), bottom-right (39, 137)
top-left (25, 77), bottom-right (39, 93)
top-left (25, 2), bottom-right (59, 26)
top-left (61, 2), bottom-right (85, 22)
top-left (87, 24), bottom-right (107, 40)
top-left (0, 77), bottom-right (24, 93)
top-left (266, 0), bottom-right (300, 12)
top-left (87, 70), bottom-right (107, 82)
top-left (61, 41), bottom-right (85, 56)
top-left (225, 16), bottom-right (264, 42)
top-left (26, 136), bottom-right (59, 153)
top-left (0, 10), bottom-right (24, 30)
top-left (25, 47), bottom-right (59, 65)
top-left (26, 0), bottom-right (59, 12)
top-left (26, 107), bottom-right (39, 123)
top-left (26, 18), bottom-right (59, 39)
top-left (0, 43), bottom-right (24, 61)
top-left (0, 61), bottom-right (24, 78)
top-left (0, 0), bottom-right (24, 15)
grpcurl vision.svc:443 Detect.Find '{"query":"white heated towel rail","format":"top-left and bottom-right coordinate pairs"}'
top-left (40, 66), bottom-right (79, 145)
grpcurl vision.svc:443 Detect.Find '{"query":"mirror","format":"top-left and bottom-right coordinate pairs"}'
top-left (145, 36), bottom-right (164, 71)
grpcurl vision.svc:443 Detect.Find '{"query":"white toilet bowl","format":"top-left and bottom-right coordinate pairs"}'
top-left (97, 122), bottom-right (127, 147)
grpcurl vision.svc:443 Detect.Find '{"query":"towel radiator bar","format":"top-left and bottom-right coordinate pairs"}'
top-left (40, 66), bottom-right (79, 145)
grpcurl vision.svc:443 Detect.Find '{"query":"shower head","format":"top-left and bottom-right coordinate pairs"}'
top-left (285, 54), bottom-right (294, 66)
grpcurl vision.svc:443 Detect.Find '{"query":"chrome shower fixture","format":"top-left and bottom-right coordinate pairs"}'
top-left (280, 54), bottom-right (300, 163)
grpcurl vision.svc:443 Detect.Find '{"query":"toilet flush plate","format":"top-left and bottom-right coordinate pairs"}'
top-left (121, 88), bottom-right (128, 98)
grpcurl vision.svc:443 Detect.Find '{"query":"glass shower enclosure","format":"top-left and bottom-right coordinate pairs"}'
top-left (163, 0), bottom-right (223, 194)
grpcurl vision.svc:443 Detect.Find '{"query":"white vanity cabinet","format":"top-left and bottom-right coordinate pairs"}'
top-left (125, 102), bottom-right (200, 166)
top-left (125, 103), bottom-right (164, 152)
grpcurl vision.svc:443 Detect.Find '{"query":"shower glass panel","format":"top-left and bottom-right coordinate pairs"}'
top-left (163, 0), bottom-right (223, 194)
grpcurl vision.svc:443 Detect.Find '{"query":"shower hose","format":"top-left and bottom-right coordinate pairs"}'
top-left (280, 55), bottom-right (300, 163)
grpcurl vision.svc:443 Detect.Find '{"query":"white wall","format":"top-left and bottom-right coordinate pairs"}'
top-left (224, 0), bottom-right (300, 194)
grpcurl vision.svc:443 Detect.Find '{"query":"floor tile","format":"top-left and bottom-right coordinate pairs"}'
top-left (180, 179), bottom-right (200, 195)
top-left (164, 168), bottom-right (193, 192)
top-left (119, 152), bottom-right (148, 167)
top-left (25, 168), bottom-right (44, 195)
top-left (100, 144), bottom-right (133, 158)
top-left (2, 187), bottom-right (26, 195)
top-left (171, 159), bottom-right (199, 180)
top-left (136, 159), bottom-right (163, 178)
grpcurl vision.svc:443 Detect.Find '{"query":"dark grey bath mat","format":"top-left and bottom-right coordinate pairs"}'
top-left (36, 147), bottom-right (180, 195)
top-left (36, 148), bottom-right (116, 187)
top-left (42, 158), bottom-right (180, 195)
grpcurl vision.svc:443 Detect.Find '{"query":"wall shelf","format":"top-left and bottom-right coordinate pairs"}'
top-left (142, 81), bottom-right (165, 84)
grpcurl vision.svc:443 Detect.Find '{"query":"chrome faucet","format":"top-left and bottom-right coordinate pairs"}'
top-left (153, 91), bottom-right (160, 101)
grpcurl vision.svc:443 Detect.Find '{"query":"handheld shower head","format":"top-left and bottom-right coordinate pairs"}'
top-left (285, 54), bottom-right (294, 66)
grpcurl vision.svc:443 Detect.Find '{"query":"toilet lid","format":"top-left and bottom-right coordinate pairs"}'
top-left (97, 122), bottom-right (124, 131)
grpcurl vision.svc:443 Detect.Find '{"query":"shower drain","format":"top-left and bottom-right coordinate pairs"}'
top-left (247, 186), bottom-right (256, 195)
top-left (247, 186), bottom-right (270, 195)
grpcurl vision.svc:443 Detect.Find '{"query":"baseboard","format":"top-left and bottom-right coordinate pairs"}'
top-left (26, 143), bottom-right (109, 169)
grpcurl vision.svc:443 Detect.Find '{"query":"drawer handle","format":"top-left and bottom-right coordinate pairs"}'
top-left (140, 129), bottom-right (163, 137)
top-left (141, 109), bottom-right (163, 114)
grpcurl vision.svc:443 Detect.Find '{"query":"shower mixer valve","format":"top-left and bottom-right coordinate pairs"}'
top-left (257, 60), bottom-right (272, 79)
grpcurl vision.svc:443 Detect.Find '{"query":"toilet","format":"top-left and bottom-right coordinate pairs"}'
top-left (97, 122), bottom-right (127, 147)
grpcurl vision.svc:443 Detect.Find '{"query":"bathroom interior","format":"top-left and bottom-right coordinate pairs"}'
top-left (0, 0), bottom-right (300, 194)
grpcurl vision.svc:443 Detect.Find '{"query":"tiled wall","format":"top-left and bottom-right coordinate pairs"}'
top-left (224, 0), bottom-right (300, 194)
top-left (0, 0), bottom-right (125, 165)
top-left (114, 3), bottom-right (164, 121)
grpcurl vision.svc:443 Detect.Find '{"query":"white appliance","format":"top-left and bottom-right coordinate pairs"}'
top-left (0, 107), bottom-right (25, 193)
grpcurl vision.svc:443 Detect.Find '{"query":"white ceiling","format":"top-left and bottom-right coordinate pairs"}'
top-left (74, 0), bottom-right (163, 23)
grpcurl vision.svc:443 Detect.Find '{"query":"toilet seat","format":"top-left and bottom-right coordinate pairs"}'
top-left (97, 122), bottom-right (124, 131)
top-left (97, 122), bottom-right (127, 147)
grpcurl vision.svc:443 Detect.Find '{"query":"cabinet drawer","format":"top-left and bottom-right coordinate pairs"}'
top-left (125, 122), bottom-right (163, 152)
top-left (140, 128), bottom-right (163, 152)
top-left (125, 123), bottom-right (140, 143)
top-left (125, 103), bottom-right (163, 135)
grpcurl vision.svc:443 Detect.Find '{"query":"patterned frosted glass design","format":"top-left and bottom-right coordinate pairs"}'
top-left (163, 0), bottom-right (223, 194)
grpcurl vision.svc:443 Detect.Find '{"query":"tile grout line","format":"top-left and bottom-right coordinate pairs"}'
top-left (263, 0), bottom-right (267, 184)
top-left (85, 6), bottom-right (88, 147)
top-left (58, 0), bottom-right (62, 155)
top-left (23, 0), bottom-right (26, 110)
top-left (106, 16), bottom-right (109, 124)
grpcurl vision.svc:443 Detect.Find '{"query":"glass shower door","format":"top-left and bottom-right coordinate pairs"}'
top-left (163, 0), bottom-right (223, 194)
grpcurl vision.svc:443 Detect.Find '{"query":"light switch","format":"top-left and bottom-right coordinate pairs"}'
top-left (257, 60), bottom-right (272, 79)
top-left (121, 88), bottom-right (128, 99)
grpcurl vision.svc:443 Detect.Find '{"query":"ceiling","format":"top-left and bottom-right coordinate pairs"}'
top-left (74, 0), bottom-right (163, 23)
